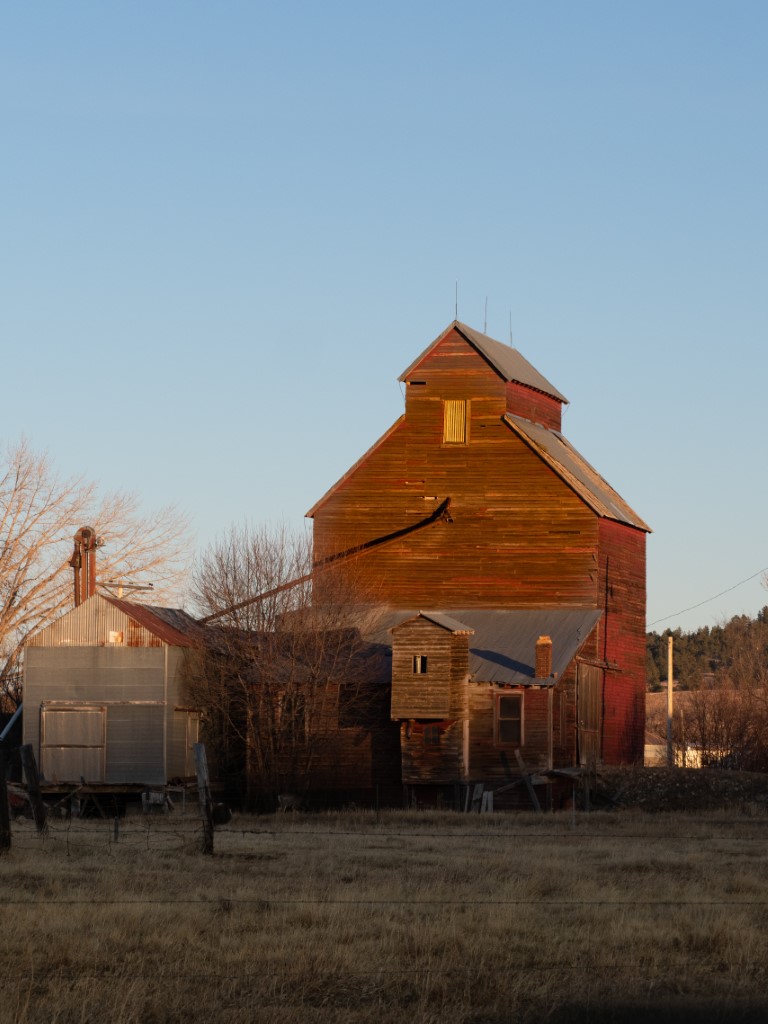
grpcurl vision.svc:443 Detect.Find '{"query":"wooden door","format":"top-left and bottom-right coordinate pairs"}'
top-left (577, 664), bottom-right (602, 766)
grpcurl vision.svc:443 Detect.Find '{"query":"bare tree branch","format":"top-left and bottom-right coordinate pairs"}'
top-left (187, 523), bottom-right (390, 808)
top-left (0, 438), bottom-right (191, 706)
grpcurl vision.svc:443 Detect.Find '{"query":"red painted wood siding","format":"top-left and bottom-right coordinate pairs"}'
top-left (313, 405), bottom-right (599, 608)
top-left (505, 381), bottom-right (562, 430)
top-left (597, 520), bottom-right (647, 764)
top-left (310, 326), bottom-right (647, 772)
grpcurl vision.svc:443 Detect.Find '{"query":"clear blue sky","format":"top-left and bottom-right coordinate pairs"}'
top-left (3, 2), bottom-right (767, 632)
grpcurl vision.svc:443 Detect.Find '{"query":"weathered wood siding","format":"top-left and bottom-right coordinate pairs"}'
top-left (311, 325), bottom-right (647, 777)
top-left (467, 684), bottom-right (552, 781)
top-left (400, 720), bottom-right (464, 784)
top-left (313, 402), bottom-right (599, 609)
top-left (269, 684), bottom-right (401, 794)
top-left (391, 619), bottom-right (468, 718)
top-left (598, 520), bottom-right (647, 763)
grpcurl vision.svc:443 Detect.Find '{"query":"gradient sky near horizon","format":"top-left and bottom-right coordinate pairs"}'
top-left (3, 2), bottom-right (767, 632)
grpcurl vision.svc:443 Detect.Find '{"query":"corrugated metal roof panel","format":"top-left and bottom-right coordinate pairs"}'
top-left (26, 594), bottom-right (203, 649)
top-left (370, 607), bottom-right (602, 685)
top-left (104, 598), bottom-right (203, 648)
top-left (399, 321), bottom-right (568, 404)
top-left (504, 414), bottom-right (651, 532)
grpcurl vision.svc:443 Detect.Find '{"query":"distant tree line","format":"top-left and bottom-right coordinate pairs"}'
top-left (647, 607), bottom-right (768, 691)
top-left (647, 608), bottom-right (768, 772)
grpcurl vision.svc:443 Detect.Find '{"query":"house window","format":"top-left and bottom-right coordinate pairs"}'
top-left (443, 399), bottom-right (468, 444)
top-left (495, 693), bottom-right (523, 745)
top-left (424, 724), bottom-right (441, 747)
top-left (413, 655), bottom-right (428, 674)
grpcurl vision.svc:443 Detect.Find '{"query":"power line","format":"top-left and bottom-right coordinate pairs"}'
top-left (647, 565), bottom-right (768, 628)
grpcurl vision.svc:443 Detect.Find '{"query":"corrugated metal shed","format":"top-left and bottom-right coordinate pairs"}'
top-left (26, 593), bottom-right (203, 648)
top-left (504, 414), bottom-right (651, 532)
top-left (373, 607), bottom-right (602, 685)
top-left (399, 321), bottom-right (568, 404)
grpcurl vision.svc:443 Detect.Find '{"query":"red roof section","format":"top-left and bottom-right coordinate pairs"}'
top-left (102, 597), bottom-right (204, 648)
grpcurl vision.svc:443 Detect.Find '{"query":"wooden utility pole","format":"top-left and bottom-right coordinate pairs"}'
top-left (20, 745), bottom-right (48, 833)
top-left (194, 743), bottom-right (215, 855)
top-left (667, 635), bottom-right (674, 767)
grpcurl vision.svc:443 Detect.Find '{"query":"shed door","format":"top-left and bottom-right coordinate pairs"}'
top-left (41, 706), bottom-right (106, 783)
top-left (576, 664), bottom-right (602, 766)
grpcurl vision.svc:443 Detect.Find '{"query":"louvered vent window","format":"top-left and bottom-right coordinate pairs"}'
top-left (443, 399), bottom-right (468, 444)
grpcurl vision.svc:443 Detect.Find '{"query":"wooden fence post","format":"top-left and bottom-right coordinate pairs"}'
top-left (0, 751), bottom-right (11, 853)
top-left (20, 745), bottom-right (47, 834)
top-left (194, 743), bottom-right (214, 855)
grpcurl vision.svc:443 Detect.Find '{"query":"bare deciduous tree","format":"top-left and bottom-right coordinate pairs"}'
top-left (676, 621), bottom-right (768, 771)
top-left (1, 438), bottom-right (191, 706)
top-left (188, 523), bottom-right (391, 808)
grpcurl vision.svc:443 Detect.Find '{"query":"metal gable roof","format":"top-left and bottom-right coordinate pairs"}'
top-left (392, 612), bottom-right (475, 635)
top-left (103, 597), bottom-right (204, 647)
top-left (504, 414), bottom-right (651, 532)
top-left (399, 321), bottom-right (568, 404)
top-left (370, 607), bottom-right (602, 685)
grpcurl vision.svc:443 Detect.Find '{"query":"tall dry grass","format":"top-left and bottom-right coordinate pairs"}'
top-left (2, 808), bottom-right (768, 1023)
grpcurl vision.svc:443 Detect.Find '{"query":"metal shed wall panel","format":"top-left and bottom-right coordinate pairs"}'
top-left (27, 596), bottom-right (163, 648)
top-left (25, 647), bottom-right (165, 704)
top-left (43, 707), bottom-right (105, 746)
top-left (45, 746), bottom-right (105, 783)
top-left (23, 647), bottom-right (166, 781)
top-left (167, 711), bottom-right (200, 778)
top-left (105, 705), bottom-right (165, 785)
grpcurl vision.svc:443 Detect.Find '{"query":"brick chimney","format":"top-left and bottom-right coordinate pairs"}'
top-left (535, 635), bottom-right (553, 679)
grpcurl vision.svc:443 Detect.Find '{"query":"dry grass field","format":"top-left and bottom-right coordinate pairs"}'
top-left (2, 805), bottom-right (768, 1024)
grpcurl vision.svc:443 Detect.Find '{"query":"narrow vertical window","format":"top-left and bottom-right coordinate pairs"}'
top-left (412, 655), bottom-right (428, 674)
top-left (443, 399), bottom-right (467, 444)
top-left (424, 724), bottom-right (441, 746)
top-left (495, 693), bottom-right (523, 745)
